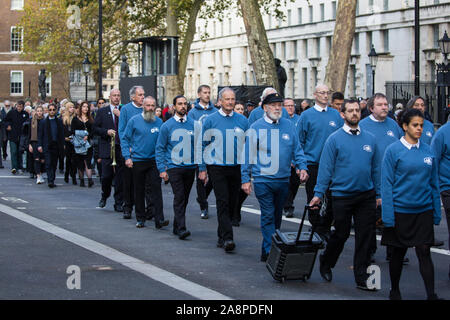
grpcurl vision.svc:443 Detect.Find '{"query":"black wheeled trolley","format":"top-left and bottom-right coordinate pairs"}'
top-left (266, 205), bottom-right (325, 282)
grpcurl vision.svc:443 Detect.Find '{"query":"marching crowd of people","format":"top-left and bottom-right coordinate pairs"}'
top-left (0, 83), bottom-right (449, 300)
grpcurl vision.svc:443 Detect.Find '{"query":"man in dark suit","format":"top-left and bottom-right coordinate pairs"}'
top-left (37, 103), bottom-right (64, 188)
top-left (94, 89), bottom-right (124, 212)
top-left (5, 100), bottom-right (28, 174)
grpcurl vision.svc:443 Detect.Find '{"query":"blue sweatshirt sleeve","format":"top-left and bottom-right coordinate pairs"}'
top-left (155, 123), bottom-right (169, 173)
top-left (297, 114), bottom-right (307, 150)
top-left (293, 130), bottom-right (308, 171)
top-left (241, 131), bottom-right (254, 184)
top-left (381, 148), bottom-right (396, 227)
top-left (118, 107), bottom-right (127, 141)
top-left (430, 156), bottom-right (442, 225)
top-left (198, 117), bottom-right (209, 172)
top-left (371, 141), bottom-right (381, 197)
top-left (120, 118), bottom-right (133, 161)
top-left (431, 132), bottom-right (443, 176)
top-left (313, 136), bottom-right (336, 199)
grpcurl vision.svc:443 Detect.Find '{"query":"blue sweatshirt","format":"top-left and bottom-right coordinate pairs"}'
top-left (121, 114), bottom-right (162, 161)
top-left (155, 117), bottom-right (197, 173)
top-left (421, 119), bottom-right (435, 145)
top-left (248, 106), bottom-right (290, 126)
top-left (381, 140), bottom-right (441, 227)
top-left (359, 115), bottom-right (403, 165)
top-left (187, 99), bottom-right (218, 122)
top-left (118, 102), bottom-right (143, 141)
top-left (431, 122), bottom-right (450, 192)
top-left (200, 110), bottom-right (249, 171)
top-left (241, 117), bottom-right (307, 184)
top-left (314, 128), bottom-right (381, 199)
top-left (297, 107), bottom-right (344, 165)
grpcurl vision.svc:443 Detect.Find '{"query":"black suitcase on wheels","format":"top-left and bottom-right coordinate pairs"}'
top-left (266, 205), bottom-right (325, 282)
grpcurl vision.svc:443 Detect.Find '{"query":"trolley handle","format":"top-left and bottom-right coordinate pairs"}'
top-left (295, 205), bottom-right (321, 244)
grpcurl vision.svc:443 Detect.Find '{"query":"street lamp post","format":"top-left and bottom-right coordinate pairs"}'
top-left (83, 55), bottom-right (92, 101)
top-left (368, 45), bottom-right (378, 96)
top-left (437, 30), bottom-right (450, 124)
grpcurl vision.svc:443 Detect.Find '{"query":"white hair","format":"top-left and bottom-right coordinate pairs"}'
top-left (260, 87), bottom-right (277, 102)
top-left (218, 87), bottom-right (235, 100)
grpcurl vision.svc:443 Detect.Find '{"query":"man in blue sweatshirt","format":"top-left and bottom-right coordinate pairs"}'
top-left (431, 122), bottom-right (450, 279)
top-left (241, 93), bottom-right (308, 262)
top-left (187, 85), bottom-right (216, 220)
top-left (297, 84), bottom-right (344, 239)
top-left (360, 93), bottom-right (405, 263)
top-left (156, 95), bottom-right (196, 240)
top-left (282, 98), bottom-right (302, 218)
top-left (121, 96), bottom-right (168, 229)
top-left (247, 87), bottom-right (290, 126)
top-left (198, 87), bottom-right (249, 253)
top-left (310, 99), bottom-right (381, 291)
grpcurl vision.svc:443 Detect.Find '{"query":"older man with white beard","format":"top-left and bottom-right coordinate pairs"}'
top-left (241, 93), bottom-right (309, 262)
top-left (121, 96), bottom-right (169, 229)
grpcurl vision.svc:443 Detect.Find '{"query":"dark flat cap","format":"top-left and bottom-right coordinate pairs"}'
top-left (262, 93), bottom-right (283, 106)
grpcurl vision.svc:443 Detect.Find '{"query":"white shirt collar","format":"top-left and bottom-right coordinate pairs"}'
top-left (219, 108), bottom-right (233, 117)
top-left (400, 136), bottom-right (420, 150)
top-left (173, 113), bottom-right (187, 122)
top-left (343, 123), bottom-right (361, 135)
top-left (313, 104), bottom-right (328, 113)
top-left (132, 102), bottom-right (142, 109)
top-left (199, 101), bottom-right (209, 110)
top-left (264, 113), bottom-right (279, 124)
top-left (369, 114), bottom-right (385, 123)
top-left (110, 104), bottom-right (119, 111)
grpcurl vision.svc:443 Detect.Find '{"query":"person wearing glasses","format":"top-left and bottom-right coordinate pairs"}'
top-left (37, 103), bottom-right (65, 188)
top-left (297, 84), bottom-right (344, 241)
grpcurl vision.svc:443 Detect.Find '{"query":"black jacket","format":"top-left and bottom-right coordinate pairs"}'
top-left (4, 109), bottom-right (28, 143)
top-left (93, 105), bottom-right (120, 159)
top-left (37, 117), bottom-right (64, 154)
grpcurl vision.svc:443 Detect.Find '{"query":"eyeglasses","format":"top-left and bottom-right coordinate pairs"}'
top-left (48, 109), bottom-right (56, 111)
top-left (315, 91), bottom-right (331, 95)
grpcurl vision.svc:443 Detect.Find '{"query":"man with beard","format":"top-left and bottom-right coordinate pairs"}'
top-left (310, 99), bottom-right (381, 291)
top-left (242, 93), bottom-right (309, 262)
top-left (199, 88), bottom-right (248, 253)
top-left (156, 95), bottom-right (196, 240)
top-left (121, 96), bottom-right (168, 229)
top-left (94, 88), bottom-right (124, 212)
top-left (187, 85), bottom-right (217, 220)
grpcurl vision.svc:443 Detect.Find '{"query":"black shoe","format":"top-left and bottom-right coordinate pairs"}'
top-left (200, 209), bottom-right (209, 219)
top-left (79, 179), bottom-right (85, 187)
top-left (224, 240), bottom-right (235, 252)
top-left (98, 198), bottom-right (106, 208)
top-left (319, 254), bottom-right (332, 282)
top-left (136, 221), bottom-right (145, 228)
top-left (72, 178), bottom-right (77, 185)
top-left (432, 239), bottom-right (444, 247)
top-left (356, 282), bottom-right (378, 291)
top-left (217, 239), bottom-right (224, 248)
top-left (389, 290), bottom-right (402, 300)
top-left (231, 220), bottom-right (240, 227)
top-left (64, 176), bottom-right (69, 183)
top-left (261, 251), bottom-right (268, 262)
top-left (427, 294), bottom-right (444, 300)
top-left (0, 165), bottom-right (4, 169)
top-left (177, 230), bottom-right (191, 240)
top-left (285, 208), bottom-right (294, 218)
top-left (145, 208), bottom-right (154, 220)
top-left (155, 219), bottom-right (169, 229)
top-left (114, 204), bottom-right (123, 212)
top-left (88, 178), bottom-right (94, 188)
top-left (48, 182), bottom-right (56, 188)
top-left (123, 211), bottom-right (132, 219)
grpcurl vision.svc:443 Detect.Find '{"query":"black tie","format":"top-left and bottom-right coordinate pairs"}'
top-left (322, 110), bottom-right (326, 112)
top-left (180, 118), bottom-right (184, 123)
top-left (350, 129), bottom-right (359, 135)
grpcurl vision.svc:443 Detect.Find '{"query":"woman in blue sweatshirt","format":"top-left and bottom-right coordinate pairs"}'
top-left (381, 108), bottom-right (442, 300)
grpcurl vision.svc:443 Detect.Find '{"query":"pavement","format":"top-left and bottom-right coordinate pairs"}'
top-left (0, 159), bottom-right (449, 301)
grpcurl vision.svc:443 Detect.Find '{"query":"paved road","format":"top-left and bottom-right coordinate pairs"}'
top-left (0, 160), bottom-right (449, 300)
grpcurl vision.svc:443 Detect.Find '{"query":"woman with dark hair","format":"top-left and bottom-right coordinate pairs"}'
top-left (28, 106), bottom-right (45, 184)
top-left (381, 108), bottom-right (442, 300)
top-left (71, 101), bottom-right (94, 187)
top-left (62, 102), bottom-right (77, 185)
top-left (405, 96), bottom-right (435, 145)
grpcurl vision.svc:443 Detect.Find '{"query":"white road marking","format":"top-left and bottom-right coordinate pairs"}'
top-left (1, 197), bottom-right (29, 203)
top-left (241, 206), bottom-right (450, 256)
top-left (0, 203), bottom-right (232, 300)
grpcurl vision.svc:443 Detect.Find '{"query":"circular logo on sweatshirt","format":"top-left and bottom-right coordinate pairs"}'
top-left (426, 131), bottom-right (432, 137)
top-left (424, 157), bottom-right (433, 166)
top-left (387, 130), bottom-right (395, 137)
top-left (187, 130), bottom-right (194, 135)
top-left (363, 145), bottom-right (372, 153)
top-left (329, 121), bottom-right (337, 127)
top-left (150, 128), bottom-right (159, 134)
top-left (282, 134), bottom-right (290, 141)
top-left (234, 127), bottom-right (244, 133)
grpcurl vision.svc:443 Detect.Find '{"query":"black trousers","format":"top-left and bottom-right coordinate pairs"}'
top-left (195, 167), bottom-right (213, 210)
top-left (441, 189), bottom-right (450, 248)
top-left (232, 189), bottom-right (248, 223)
top-left (284, 166), bottom-right (301, 211)
top-left (207, 165), bottom-right (241, 242)
top-left (123, 166), bottom-right (134, 213)
top-left (132, 160), bottom-right (164, 223)
top-left (31, 141), bottom-right (45, 174)
top-left (64, 142), bottom-right (76, 180)
top-left (101, 145), bottom-right (124, 205)
top-left (305, 164), bottom-right (334, 235)
top-left (322, 189), bottom-right (376, 284)
top-left (168, 167), bottom-right (196, 233)
top-left (45, 142), bottom-right (60, 184)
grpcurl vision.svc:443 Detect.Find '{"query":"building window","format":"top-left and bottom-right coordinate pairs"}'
top-left (433, 25), bottom-right (440, 48)
top-left (354, 33), bottom-right (360, 54)
top-left (69, 68), bottom-right (82, 83)
top-left (10, 71), bottom-right (23, 95)
top-left (303, 68), bottom-right (308, 97)
top-left (316, 38), bottom-right (321, 57)
top-left (298, 8), bottom-right (302, 24)
top-left (11, 26), bottom-right (23, 52)
top-left (332, 1), bottom-right (337, 19)
top-left (383, 30), bottom-right (389, 52)
top-left (309, 5), bottom-right (313, 23)
top-left (320, 3), bottom-right (325, 21)
top-left (384, 0), bottom-right (389, 11)
top-left (11, 0), bottom-right (24, 10)
top-left (287, 9), bottom-right (292, 26)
